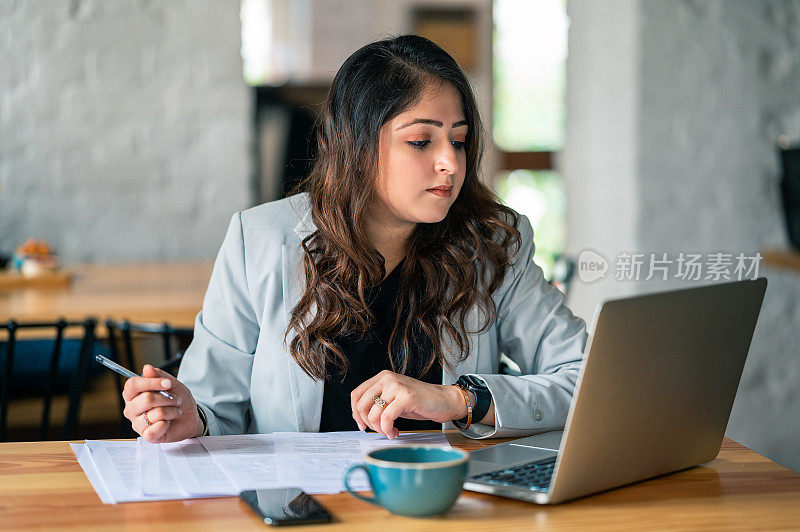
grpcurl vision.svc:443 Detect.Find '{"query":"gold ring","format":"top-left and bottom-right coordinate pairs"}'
top-left (143, 411), bottom-right (151, 427)
top-left (371, 395), bottom-right (387, 408)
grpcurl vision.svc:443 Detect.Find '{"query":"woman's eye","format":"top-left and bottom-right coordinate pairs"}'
top-left (408, 140), bottom-right (430, 150)
top-left (407, 140), bottom-right (466, 151)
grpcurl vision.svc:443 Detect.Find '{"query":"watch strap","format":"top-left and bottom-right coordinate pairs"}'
top-left (197, 404), bottom-right (210, 437)
top-left (455, 375), bottom-right (492, 425)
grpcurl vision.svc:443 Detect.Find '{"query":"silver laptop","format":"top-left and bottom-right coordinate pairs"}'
top-left (464, 278), bottom-right (767, 504)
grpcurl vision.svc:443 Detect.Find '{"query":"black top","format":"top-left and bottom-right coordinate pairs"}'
top-left (319, 260), bottom-right (442, 432)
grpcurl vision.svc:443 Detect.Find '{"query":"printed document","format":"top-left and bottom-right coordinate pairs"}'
top-left (71, 431), bottom-right (451, 504)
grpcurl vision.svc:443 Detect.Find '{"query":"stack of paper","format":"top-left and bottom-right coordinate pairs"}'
top-left (69, 431), bottom-right (451, 504)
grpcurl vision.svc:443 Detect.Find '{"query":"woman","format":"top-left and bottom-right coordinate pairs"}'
top-left (122, 34), bottom-right (587, 443)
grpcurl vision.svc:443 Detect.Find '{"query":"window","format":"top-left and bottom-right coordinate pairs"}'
top-left (493, 0), bottom-right (568, 280)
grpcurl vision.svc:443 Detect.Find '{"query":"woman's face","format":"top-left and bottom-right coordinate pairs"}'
top-left (372, 82), bottom-right (468, 228)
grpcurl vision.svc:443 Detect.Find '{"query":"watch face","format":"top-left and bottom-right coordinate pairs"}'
top-left (459, 375), bottom-right (489, 391)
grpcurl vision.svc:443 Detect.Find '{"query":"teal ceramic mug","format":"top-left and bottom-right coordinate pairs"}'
top-left (343, 445), bottom-right (469, 517)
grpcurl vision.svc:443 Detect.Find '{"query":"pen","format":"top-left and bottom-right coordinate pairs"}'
top-left (94, 354), bottom-right (175, 400)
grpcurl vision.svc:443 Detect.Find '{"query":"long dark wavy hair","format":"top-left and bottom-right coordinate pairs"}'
top-left (286, 34), bottom-right (521, 381)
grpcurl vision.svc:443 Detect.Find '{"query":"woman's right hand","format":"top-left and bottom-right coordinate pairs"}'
top-left (122, 364), bottom-right (204, 443)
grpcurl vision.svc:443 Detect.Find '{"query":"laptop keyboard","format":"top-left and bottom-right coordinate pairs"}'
top-left (472, 456), bottom-right (556, 492)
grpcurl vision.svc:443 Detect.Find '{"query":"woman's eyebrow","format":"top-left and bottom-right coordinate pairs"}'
top-left (396, 118), bottom-right (468, 130)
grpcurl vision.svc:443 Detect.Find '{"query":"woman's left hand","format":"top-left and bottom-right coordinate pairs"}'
top-left (351, 370), bottom-right (467, 439)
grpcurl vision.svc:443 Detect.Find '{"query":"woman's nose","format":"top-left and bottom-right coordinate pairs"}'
top-left (434, 145), bottom-right (458, 175)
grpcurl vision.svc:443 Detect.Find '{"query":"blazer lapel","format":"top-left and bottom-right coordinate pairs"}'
top-left (282, 211), bottom-right (323, 432)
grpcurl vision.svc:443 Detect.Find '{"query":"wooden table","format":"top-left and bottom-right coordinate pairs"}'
top-left (0, 262), bottom-right (213, 328)
top-left (1, 433), bottom-right (799, 531)
top-left (763, 248), bottom-right (800, 274)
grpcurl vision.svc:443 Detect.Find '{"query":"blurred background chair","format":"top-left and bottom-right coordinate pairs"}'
top-left (0, 318), bottom-right (99, 441)
top-left (105, 319), bottom-right (193, 375)
top-left (104, 319), bottom-right (194, 436)
top-left (549, 254), bottom-right (576, 298)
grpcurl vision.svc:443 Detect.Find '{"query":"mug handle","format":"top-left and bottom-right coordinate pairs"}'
top-left (344, 464), bottom-right (378, 505)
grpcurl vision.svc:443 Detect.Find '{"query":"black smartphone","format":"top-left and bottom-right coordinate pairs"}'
top-left (240, 488), bottom-right (332, 526)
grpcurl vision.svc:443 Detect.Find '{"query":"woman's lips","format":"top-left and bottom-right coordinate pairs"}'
top-left (427, 186), bottom-right (452, 198)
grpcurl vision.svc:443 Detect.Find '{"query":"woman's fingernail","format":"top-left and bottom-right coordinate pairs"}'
top-left (176, 396), bottom-right (182, 406)
top-left (177, 408), bottom-right (182, 416)
top-left (161, 379), bottom-right (171, 389)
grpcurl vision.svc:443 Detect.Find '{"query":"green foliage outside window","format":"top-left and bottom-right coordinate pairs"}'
top-left (496, 170), bottom-right (566, 281)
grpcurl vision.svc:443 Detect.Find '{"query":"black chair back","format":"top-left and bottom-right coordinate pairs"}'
top-left (779, 144), bottom-right (800, 251)
top-left (0, 318), bottom-right (97, 441)
top-left (105, 319), bottom-right (193, 374)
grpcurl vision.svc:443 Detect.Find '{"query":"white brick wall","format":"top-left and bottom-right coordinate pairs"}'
top-left (0, 0), bottom-right (251, 262)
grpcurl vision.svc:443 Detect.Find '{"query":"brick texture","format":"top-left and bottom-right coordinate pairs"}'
top-left (0, 0), bottom-right (251, 261)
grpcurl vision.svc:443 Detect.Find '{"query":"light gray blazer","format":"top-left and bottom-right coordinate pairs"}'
top-left (177, 193), bottom-right (587, 439)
